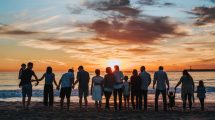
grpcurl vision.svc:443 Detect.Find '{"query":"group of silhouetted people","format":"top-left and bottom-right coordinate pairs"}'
top-left (18, 62), bottom-right (206, 112)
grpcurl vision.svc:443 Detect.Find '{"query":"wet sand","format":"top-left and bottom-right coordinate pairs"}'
top-left (0, 101), bottom-right (215, 120)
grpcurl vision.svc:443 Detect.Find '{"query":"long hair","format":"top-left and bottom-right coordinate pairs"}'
top-left (106, 67), bottom-right (112, 74)
top-left (199, 80), bottom-right (204, 87)
top-left (132, 69), bottom-right (138, 76)
top-left (46, 66), bottom-right (52, 74)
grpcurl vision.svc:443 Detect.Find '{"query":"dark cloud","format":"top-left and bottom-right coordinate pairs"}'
top-left (163, 2), bottom-right (175, 6)
top-left (89, 16), bottom-right (187, 44)
top-left (191, 6), bottom-right (215, 26)
top-left (83, 0), bottom-right (140, 16)
top-left (138, 0), bottom-right (155, 5)
top-left (0, 25), bottom-right (40, 35)
top-left (126, 47), bottom-right (155, 55)
top-left (40, 38), bottom-right (89, 45)
top-left (66, 5), bottom-right (83, 14)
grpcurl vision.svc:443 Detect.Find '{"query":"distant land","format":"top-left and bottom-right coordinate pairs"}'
top-left (185, 69), bottom-right (215, 72)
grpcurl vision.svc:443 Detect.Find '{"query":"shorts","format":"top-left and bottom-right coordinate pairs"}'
top-left (22, 84), bottom-right (32, 97)
top-left (79, 88), bottom-right (88, 98)
top-left (60, 87), bottom-right (71, 99)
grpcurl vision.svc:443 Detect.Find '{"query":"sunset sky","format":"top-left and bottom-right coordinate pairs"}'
top-left (0, 0), bottom-right (215, 72)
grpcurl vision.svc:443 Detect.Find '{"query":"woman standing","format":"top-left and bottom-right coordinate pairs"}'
top-left (103, 67), bottom-right (115, 111)
top-left (91, 69), bottom-right (104, 111)
top-left (175, 70), bottom-right (195, 111)
top-left (38, 66), bottom-right (58, 107)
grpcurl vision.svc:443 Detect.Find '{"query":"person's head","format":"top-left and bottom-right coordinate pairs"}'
top-left (78, 66), bottom-right (84, 71)
top-left (21, 63), bottom-right (26, 69)
top-left (132, 69), bottom-right (138, 76)
top-left (124, 76), bottom-right (128, 81)
top-left (183, 70), bottom-right (189, 76)
top-left (68, 68), bottom-right (74, 73)
top-left (159, 66), bottom-right (163, 70)
top-left (106, 67), bottom-right (112, 74)
top-left (95, 69), bottom-right (100, 76)
top-left (46, 66), bottom-right (52, 74)
top-left (114, 65), bottom-right (119, 71)
top-left (140, 66), bottom-right (145, 72)
top-left (27, 62), bottom-right (33, 69)
top-left (169, 91), bottom-right (174, 96)
top-left (199, 80), bottom-right (204, 87)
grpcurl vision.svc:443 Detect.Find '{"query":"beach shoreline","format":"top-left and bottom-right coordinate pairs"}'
top-left (0, 101), bottom-right (214, 120)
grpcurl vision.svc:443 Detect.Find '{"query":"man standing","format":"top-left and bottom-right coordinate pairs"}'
top-left (19, 62), bottom-right (39, 110)
top-left (113, 65), bottom-right (124, 111)
top-left (57, 69), bottom-right (74, 110)
top-left (139, 66), bottom-right (151, 111)
top-left (74, 66), bottom-right (90, 111)
top-left (153, 66), bottom-right (169, 111)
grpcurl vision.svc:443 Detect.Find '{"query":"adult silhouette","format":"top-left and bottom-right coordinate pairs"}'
top-left (153, 66), bottom-right (169, 111)
top-left (74, 66), bottom-right (90, 111)
top-left (175, 70), bottom-right (195, 111)
top-left (113, 65), bottom-right (124, 111)
top-left (139, 66), bottom-right (151, 111)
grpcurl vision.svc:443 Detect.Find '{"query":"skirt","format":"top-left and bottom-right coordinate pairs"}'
top-left (92, 85), bottom-right (102, 101)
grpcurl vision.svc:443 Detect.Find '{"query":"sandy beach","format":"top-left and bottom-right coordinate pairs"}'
top-left (0, 101), bottom-right (214, 120)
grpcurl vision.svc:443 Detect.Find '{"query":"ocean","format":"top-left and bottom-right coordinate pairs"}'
top-left (0, 71), bottom-right (215, 102)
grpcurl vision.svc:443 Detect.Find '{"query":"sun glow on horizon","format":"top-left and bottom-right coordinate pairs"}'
top-left (107, 59), bottom-right (121, 70)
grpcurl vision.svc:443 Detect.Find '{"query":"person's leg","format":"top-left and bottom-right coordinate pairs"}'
top-left (26, 96), bottom-right (31, 110)
top-left (44, 85), bottom-right (48, 106)
top-left (124, 95), bottom-right (126, 109)
top-left (136, 95), bottom-right (139, 110)
top-left (143, 90), bottom-right (148, 111)
top-left (183, 93), bottom-right (188, 111)
top-left (79, 89), bottom-right (83, 110)
top-left (161, 89), bottom-right (167, 111)
top-left (60, 97), bottom-right (64, 109)
top-left (188, 93), bottom-right (192, 110)
top-left (66, 97), bottom-right (70, 110)
top-left (119, 88), bottom-right (123, 110)
top-left (26, 85), bottom-right (32, 109)
top-left (139, 91), bottom-right (143, 111)
top-left (104, 91), bottom-right (108, 109)
top-left (200, 98), bottom-right (204, 111)
top-left (155, 89), bottom-right (160, 111)
top-left (98, 100), bottom-right (102, 111)
top-left (22, 97), bottom-right (26, 109)
top-left (131, 92), bottom-right (135, 109)
top-left (49, 85), bottom-right (54, 107)
top-left (22, 87), bottom-right (26, 109)
top-left (84, 89), bottom-right (88, 110)
top-left (127, 96), bottom-right (130, 109)
top-left (60, 88), bottom-right (65, 109)
top-left (113, 89), bottom-right (117, 110)
top-left (95, 101), bottom-right (98, 110)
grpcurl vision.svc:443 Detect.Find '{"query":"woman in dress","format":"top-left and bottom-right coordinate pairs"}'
top-left (91, 69), bottom-right (104, 111)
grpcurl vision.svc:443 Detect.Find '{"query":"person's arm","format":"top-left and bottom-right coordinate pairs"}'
top-left (33, 73), bottom-right (45, 82)
top-left (57, 77), bottom-right (62, 90)
top-left (32, 71), bottom-right (39, 86)
top-left (153, 72), bottom-right (157, 89)
top-left (53, 74), bottom-right (58, 87)
top-left (175, 77), bottom-right (182, 90)
top-left (74, 72), bottom-right (80, 86)
top-left (91, 78), bottom-right (94, 95)
top-left (191, 76), bottom-right (195, 92)
top-left (120, 71), bottom-right (124, 81)
top-left (165, 72), bottom-right (169, 90)
top-left (148, 73), bottom-right (151, 87)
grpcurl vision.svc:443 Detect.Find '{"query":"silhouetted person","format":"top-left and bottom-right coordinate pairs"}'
top-left (91, 69), bottom-right (104, 112)
top-left (197, 80), bottom-right (206, 111)
top-left (57, 69), bottom-right (74, 110)
top-left (130, 69), bottom-right (141, 111)
top-left (103, 67), bottom-right (115, 111)
top-left (168, 91), bottom-right (175, 111)
top-left (139, 66), bottom-right (151, 111)
top-left (18, 63), bottom-right (26, 80)
top-left (19, 62), bottom-right (39, 109)
top-left (37, 66), bottom-right (58, 107)
top-left (123, 76), bottom-right (130, 110)
top-left (153, 66), bottom-right (169, 111)
top-left (74, 66), bottom-right (90, 111)
top-left (175, 70), bottom-right (194, 112)
top-left (113, 65), bottom-right (124, 111)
